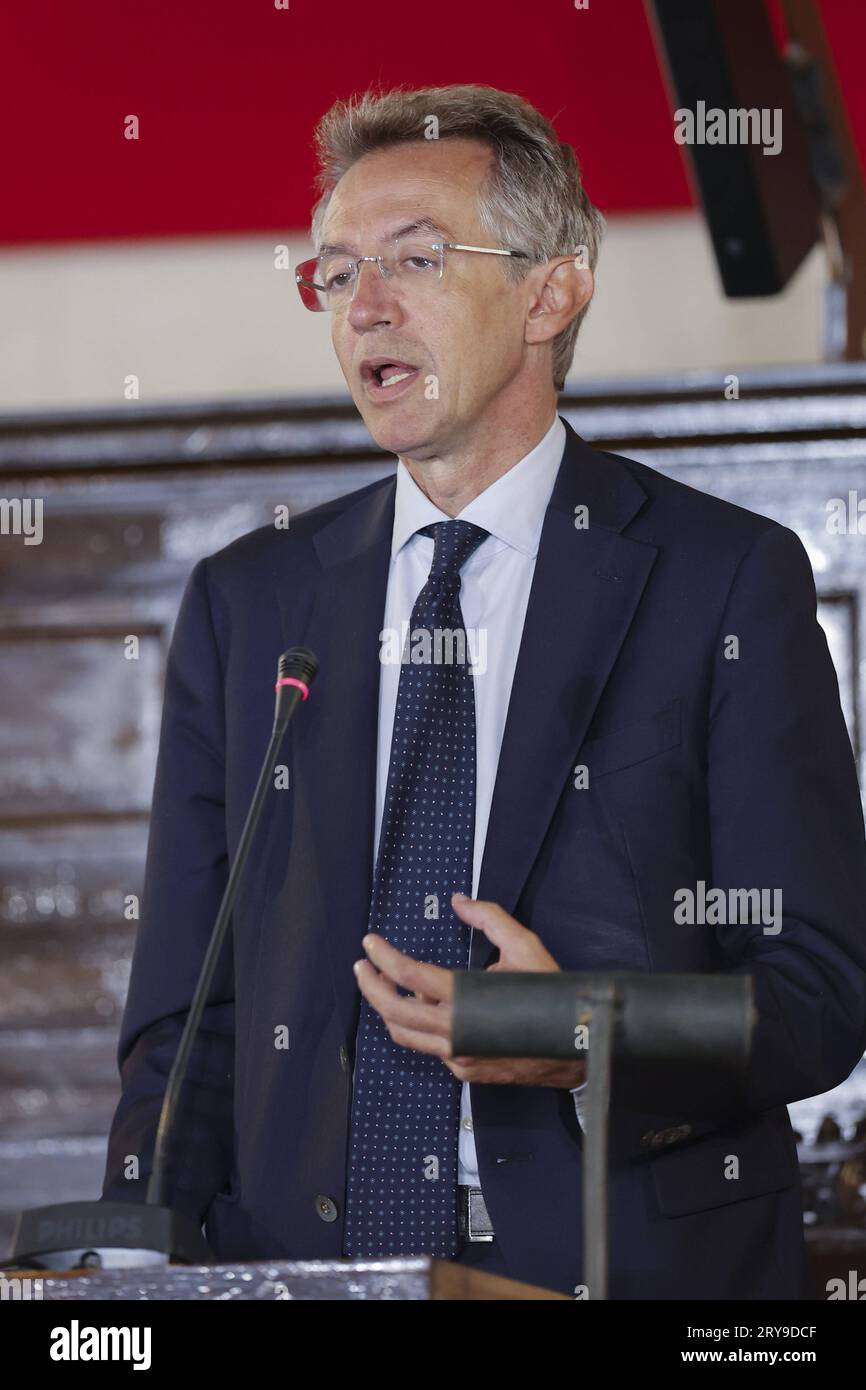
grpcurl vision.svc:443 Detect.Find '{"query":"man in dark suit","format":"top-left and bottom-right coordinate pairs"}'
top-left (102, 84), bottom-right (866, 1298)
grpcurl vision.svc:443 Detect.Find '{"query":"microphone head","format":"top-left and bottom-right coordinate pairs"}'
top-left (277, 646), bottom-right (319, 691)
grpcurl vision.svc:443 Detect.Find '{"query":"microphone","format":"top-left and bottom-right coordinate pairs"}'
top-left (274, 646), bottom-right (318, 733)
top-left (6, 646), bottom-right (319, 1272)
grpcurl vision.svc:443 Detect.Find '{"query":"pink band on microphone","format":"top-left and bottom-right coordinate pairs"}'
top-left (275, 676), bottom-right (310, 700)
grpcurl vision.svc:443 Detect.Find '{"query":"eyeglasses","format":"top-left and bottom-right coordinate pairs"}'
top-left (294, 238), bottom-right (531, 312)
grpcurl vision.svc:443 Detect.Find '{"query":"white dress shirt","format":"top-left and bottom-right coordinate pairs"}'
top-left (370, 412), bottom-right (584, 1191)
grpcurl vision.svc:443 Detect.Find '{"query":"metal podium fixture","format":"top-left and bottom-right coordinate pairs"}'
top-left (451, 970), bottom-right (755, 1300)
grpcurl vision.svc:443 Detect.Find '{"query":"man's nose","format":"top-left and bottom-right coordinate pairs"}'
top-left (346, 258), bottom-right (401, 328)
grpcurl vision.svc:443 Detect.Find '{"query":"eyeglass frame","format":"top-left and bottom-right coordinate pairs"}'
top-left (294, 240), bottom-right (532, 312)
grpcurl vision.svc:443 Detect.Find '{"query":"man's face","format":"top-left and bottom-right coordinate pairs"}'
top-left (320, 138), bottom-right (532, 459)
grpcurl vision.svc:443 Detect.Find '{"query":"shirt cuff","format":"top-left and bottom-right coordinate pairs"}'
top-left (570, 1081), bottom-right (588, 1133)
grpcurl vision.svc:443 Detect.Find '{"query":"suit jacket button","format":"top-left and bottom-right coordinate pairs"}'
top-left (315, 1195), bottom-right (338, 1223)
top-left (339, 1046), bottom-right (349, 1071)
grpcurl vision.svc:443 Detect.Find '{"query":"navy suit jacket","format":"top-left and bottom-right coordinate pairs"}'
top-left (102, 418), bottom-right (866, 1298)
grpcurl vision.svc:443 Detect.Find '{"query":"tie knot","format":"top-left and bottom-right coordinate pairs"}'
top-left (419, 520), bottom-right (489, 583)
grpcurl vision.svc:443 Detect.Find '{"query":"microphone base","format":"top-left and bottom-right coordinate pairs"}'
top-left (6, 1200), bottom-right (214, 1272)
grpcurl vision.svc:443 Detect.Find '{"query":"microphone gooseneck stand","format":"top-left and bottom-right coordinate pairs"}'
top-left (147, 646), bottom-right (318, 1209)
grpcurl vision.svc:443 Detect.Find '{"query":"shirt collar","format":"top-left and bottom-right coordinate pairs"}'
top-left (390, 413), bottom-right (566, 561)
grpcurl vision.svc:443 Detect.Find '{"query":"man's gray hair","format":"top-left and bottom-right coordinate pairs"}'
top-left (310, 83), bottom-right (605, 391)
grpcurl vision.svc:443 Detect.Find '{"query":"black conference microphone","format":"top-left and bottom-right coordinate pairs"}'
top-left (7, 646), bottom-right (319, 1272)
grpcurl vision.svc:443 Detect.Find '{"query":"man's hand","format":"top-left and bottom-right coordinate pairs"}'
top-left (352, 893), bottom-right (586, 1089)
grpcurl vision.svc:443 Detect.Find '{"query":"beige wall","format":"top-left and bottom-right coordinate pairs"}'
top-left (0, 211), bottom-right (824, 413)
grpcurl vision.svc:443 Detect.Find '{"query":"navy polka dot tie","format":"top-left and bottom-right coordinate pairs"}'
top-left (343, 519), bottom-right (489, 1258)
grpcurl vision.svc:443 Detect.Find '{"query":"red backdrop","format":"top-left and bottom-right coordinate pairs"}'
top-left (1, 0), bottom-right (863, 245)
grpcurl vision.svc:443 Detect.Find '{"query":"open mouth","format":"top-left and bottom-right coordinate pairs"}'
top-left (361, 359), bottom-right (421, 398)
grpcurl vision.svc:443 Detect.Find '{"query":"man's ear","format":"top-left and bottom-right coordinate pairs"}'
top-left (524, 257), bottom-right (594, 347)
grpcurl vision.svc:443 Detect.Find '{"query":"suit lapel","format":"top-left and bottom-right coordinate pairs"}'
top-left (472, 422), bottom-right (657, 967)
top-left (274, 478), bottom-right (395, 1037)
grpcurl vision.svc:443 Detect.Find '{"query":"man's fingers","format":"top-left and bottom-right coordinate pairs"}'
top-left (450, 894), bottom-right (539, 960)
top-left (389, 1024), bottom-right (452, 1058)
top-left (354, 959), bottom-right (452, 1039)
top-left (362, 932), bottom-right (454, 1002)
top-left (451, 895), bottom-right (561, 972)
top-left (450, 893), bottom-right (522, 937)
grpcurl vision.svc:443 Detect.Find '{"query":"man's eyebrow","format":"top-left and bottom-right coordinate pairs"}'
top-left (317, 216), bottom-right (453, 258)
top-left (392, 216), bottom-right (453, 242)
